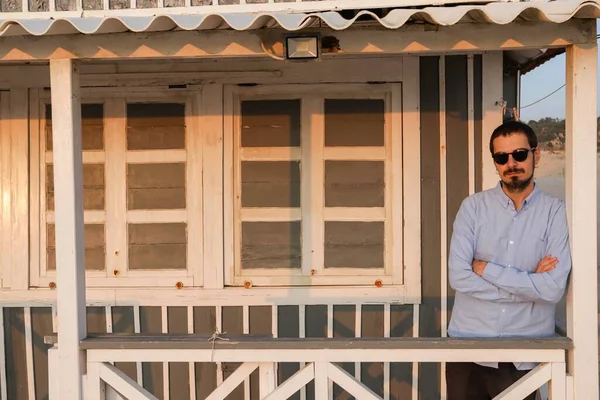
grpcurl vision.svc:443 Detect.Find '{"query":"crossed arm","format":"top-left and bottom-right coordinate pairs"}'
top-left (449, 198), bottom-right (572, 304)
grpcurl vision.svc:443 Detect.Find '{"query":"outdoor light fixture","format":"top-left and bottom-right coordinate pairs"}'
top-left (285, 36), bottom-right (319, 60)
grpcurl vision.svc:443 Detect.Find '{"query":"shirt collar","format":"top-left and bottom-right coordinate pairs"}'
top-left (493, 181), bottom-right (540, 210)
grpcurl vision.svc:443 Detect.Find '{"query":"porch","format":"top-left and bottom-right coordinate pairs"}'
top-left (45, 334), bottom-right (572, 400)
top-left (0, 1), bottom-right (598, 400)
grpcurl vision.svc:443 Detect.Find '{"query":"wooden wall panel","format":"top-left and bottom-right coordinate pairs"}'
top-left (249, 306), bottom-right (272, 400)
top-left (474, 55), bottom-right (484, 193)
top-left (305, 305), bottom-right (327, 400)
top-left (445, 55), bottom-right (470, 323)
top-left (418, 55), bottom-right (442, 400)
top-left (222, 306), bottom-right (244, 400)
top-left (31, 307), bottom-right (52, 400)
top-left (361, 305), bottom-right (384, 397)
top-left (277, 305), bottom-right (300, 400)
top-left (111, 306), bottom-right (137, 381)
top-left (193, 306), bottom-right (217, 399)
top-left (140, 306), bottom-right (163, 398)
top-left (389, 305), bottom-right (413, 400)
top-left (168, 307), bottom-right (190, 400)
top-left (4, 308), bottom-right (28, 400)
top-left (333, 305), bottom-right (355, 400)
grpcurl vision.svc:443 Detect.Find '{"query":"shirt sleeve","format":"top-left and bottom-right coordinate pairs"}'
top-left (449, 197), bottom-right (527, 303)
top-left (481, 201), bottom-right (572, 304)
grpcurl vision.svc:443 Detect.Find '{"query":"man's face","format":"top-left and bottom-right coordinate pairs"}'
top-left (491, 133), bottom-right (539, 192)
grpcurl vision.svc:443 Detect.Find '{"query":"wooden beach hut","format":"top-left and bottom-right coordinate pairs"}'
top-left (0, 0), bottom-right (598, 399)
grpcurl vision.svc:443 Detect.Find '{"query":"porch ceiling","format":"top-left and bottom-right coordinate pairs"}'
top-left (0, 0), bottom-right (600, 37)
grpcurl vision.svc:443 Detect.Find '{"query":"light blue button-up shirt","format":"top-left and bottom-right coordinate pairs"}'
top-left (447, 182), bottom-right (572, 370)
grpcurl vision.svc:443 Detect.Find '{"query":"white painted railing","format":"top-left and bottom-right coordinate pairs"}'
top-left (46, 334), bottom-right (571, 400)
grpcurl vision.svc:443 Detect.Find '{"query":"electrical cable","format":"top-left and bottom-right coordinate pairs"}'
top-left (520, 84), bottom-right (566, 109)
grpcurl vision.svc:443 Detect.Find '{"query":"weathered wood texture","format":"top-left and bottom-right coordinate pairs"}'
top-left (140, 306), bottom-right (163, 398)
top-left (241, 100), bottom-right (301, 147)
top-left (128, 223), bottom-right (187, 270)
top-left (54, 0), bottom-right (75, 10)
top-left (324, 221), bottom-right (384, 268)
top-left (109, 0), bottom-right (129, 9)
top-left (194, 306), bottom-right (217, 399)
top-left (82, 0), bottom-right (103, 9)
top-left (46, 104), bottom-right (104, 151)
top-left (223, 306), bottom-right (244, 400)
top-left (31, 307), bottom-right (53, 400)
top-left (390, 305), bottom-right (413, 400)
top-left (241, 161), bottom-right (301, 207)
top-left (46, 164), bottom-right (105, 211)
top-left (47, 223), bottom-right (105, 271)
top-left (167, 307), bottom-right (190, 399)
top-left (333, 305), bottom-right (355, 400)
top-left (474, 55), bottom-right (483, 193)
top-left (445, 55), bottom-right (470, 323)
top-left (127, 163), bottom-right (186, 210)
top-left (112, 306), bottom-right (138, 382)
top-left (325, 161), bottom-right (384, 207)
top-left (28, 0), bottom-right (49, 13)
top-left (4, 308), bottom-right (28, 400)
top-left (0, 0), bottom-right (21, 12)
top-left (127, 103), bottom-right (185, 150)
top-left (324, 99), bottom-right (384, 147)
top-left (419, 55), bottom-right (442, 399)
top-left (249, 306), bottom-right (271, 400)
top-left (241, 221), bottom-right (302, 269)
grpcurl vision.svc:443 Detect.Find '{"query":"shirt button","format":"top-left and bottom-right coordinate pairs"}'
top-left (502, 309), bottom-right (506, 312)
top-left (508, 265), bottom-right (511, 268)
top-left (509, 241), bottom-right (513, 244)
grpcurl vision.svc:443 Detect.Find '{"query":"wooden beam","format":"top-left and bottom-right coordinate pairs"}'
top-left (263, 362), bottom-right (314, 400)
top-left (326, 362), bottom-right (381, 400)
top-left (205, 362), bottom-right (259, 400)
top-left (565, 38), bottom-right (599, 399)
top-left (8, 88), bottom-right (29, 290)
top-left (201, 84), bottom-right (224, 289)
top-left (98, 362), bottom-right (157, 400)
top-left (0, 19), bottom-right (593, 61)
top-left (49, 58), bottom-right (87, 400)
top-left (494, 363), bottom-right (552, 400)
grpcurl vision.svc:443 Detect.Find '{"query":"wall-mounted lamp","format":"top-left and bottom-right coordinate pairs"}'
top-left (285, 36), bottom-right (319, 60)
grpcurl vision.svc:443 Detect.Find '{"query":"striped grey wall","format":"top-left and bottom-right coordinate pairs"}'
top-left (21, 305), bottom-right (414, 399)
top-left (418, 55), bottom-right (442, 400)
top-left (3, 53), bottom-right (486, 400)
top-left (418, 54), bottom-right (484, 399)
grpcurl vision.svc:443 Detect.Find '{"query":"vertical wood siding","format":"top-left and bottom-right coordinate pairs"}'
top-left (418, 56), bottom-right (442, 399)
top-left (1, 53), bottom-right (486, 399)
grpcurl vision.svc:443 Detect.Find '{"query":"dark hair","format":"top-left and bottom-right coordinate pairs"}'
top-left (489, 120), bottom-right (538, 154)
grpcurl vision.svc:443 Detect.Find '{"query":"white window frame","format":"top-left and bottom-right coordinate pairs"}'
top-left (224, 83), bottom-right (419, 290)
top-left (29, 88), bottom-right (203, 288)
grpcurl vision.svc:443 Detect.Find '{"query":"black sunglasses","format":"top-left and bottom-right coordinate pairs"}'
top-left (492, 148), bottom-right (536, 165)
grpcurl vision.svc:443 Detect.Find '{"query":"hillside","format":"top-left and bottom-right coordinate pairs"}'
top-left (526, 117), bottom-right (600, 151)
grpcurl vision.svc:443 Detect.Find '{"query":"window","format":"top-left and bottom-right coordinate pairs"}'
top-left (31, 92), bottom-right (202, 288)
top-left (224, 84), bottom-right (409, 287)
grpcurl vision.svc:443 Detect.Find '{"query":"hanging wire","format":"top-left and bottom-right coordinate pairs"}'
top-left (520, 84), bottom-right (566, 109)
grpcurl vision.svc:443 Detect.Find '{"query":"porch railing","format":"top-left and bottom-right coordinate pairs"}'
top-left (46, 333), bottom-right (572, 400)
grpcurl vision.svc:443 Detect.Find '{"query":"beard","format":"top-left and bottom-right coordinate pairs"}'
top-left (502, 167), bottom-right (534, 193)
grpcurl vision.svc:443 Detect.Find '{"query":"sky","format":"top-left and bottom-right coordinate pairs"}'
top-left (519, 21), bottom-right (600, 122)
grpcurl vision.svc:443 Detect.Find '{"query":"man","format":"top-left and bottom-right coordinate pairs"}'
top-left (446, 120), bottom-right (572, 399)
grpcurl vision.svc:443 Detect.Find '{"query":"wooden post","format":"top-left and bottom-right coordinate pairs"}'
top-left (481, 51), bottom-right (503, 190)
top-left (565, 38), bottom-right (599, 399)
top-left (49, 59), bottom-right (87, 399)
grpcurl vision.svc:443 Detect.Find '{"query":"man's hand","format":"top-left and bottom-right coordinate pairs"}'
top-left (536, 255), bottom-right (558, 274)
top-left (472, 260), bottom-right (488, 276)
